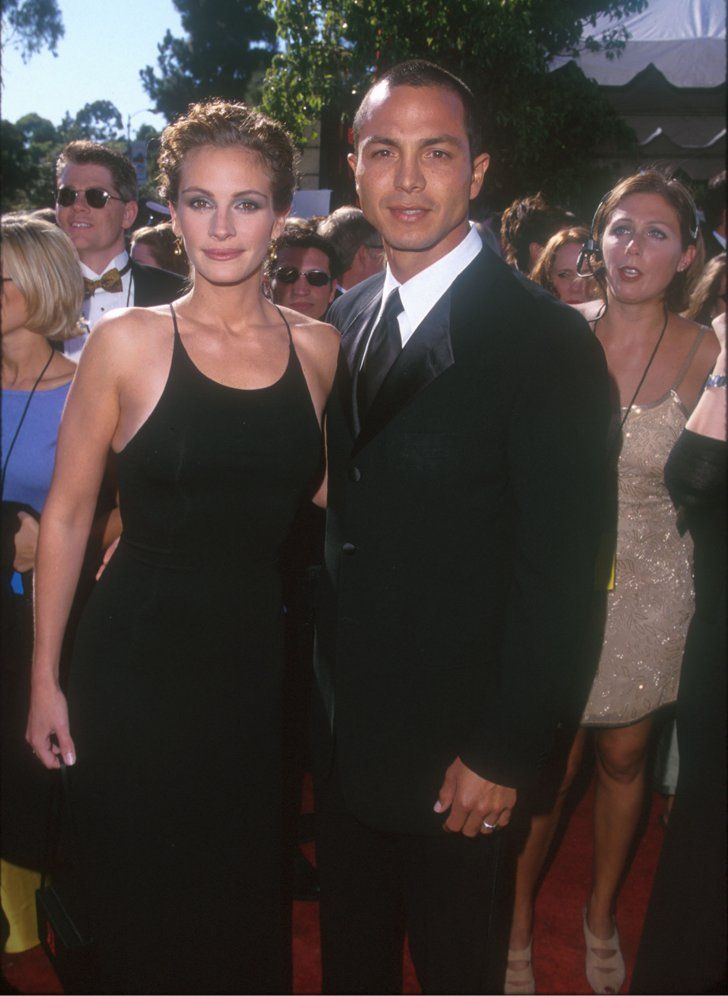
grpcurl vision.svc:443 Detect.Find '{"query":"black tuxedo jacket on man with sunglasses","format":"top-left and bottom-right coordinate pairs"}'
top-left (315, 244), bottom-right (611, 836)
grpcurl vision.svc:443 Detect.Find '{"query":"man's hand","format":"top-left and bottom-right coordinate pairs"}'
top-left (95, 536), bottom-right (120, 580)
top-left (13, 511), bottom-right (39, 573)
top-left (434, 756), bottom-right (516, 837)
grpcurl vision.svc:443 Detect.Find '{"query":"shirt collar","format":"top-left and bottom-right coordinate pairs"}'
top-left (713, 229), bottom-right (726, 250)
top-left (379, 224), bottom-right (482, 335)
top-left (80, 249), bottom-right (130, 281)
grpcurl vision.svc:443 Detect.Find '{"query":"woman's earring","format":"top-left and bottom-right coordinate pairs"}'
top-left (174, 237), bottom-right (184, 257)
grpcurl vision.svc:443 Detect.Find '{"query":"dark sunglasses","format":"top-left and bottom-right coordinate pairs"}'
top-left (56, 186), bottom-right (125, 209)
top-left (274, 265), bottom-right (331, 287)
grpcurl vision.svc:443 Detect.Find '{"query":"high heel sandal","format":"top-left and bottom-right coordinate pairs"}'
top-left (582, 908), bottom-right (625, 995)
top-left (504, 939), bottom-right (535, 995)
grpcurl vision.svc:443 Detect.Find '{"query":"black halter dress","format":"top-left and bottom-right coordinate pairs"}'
top-left (64, 305), bottom-right (323, 993)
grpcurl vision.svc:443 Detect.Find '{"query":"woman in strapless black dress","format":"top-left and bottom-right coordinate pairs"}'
top-left (27, 100), bottom-right (339, 994)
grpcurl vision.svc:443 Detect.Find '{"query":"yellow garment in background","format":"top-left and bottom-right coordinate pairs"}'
top-left (1, 859), bottom-right (40, 952)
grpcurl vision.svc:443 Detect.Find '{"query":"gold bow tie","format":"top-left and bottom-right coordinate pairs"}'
top-left (83, 261), bottom-right (131, 298)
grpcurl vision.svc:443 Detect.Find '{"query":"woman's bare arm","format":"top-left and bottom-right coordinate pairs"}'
top-left (27, 318), bottom-right (127, 768)
top-left (686, 313), bottom-right (726, 440)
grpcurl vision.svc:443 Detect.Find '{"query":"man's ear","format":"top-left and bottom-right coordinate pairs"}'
top-left (469, 153), bottom-right (490, 200)
top-left (122, 199), bottom-right (139, 232)
top-left (347, 151), bottom-right (358, 176)
top-left (528, 241), bottom-right (545, 269)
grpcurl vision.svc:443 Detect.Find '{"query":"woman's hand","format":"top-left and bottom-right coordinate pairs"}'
top-left (711, 312), bottom-right (726, 360)
top-left (26, 680), bottom-right (76, 769)
top-left (13, 511), bottom-right (39, 573)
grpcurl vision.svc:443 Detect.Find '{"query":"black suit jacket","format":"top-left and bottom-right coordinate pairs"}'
top-left (130, 260), bottom-right (186, 307)
top-left (315, 246), bottom-right (611, 835)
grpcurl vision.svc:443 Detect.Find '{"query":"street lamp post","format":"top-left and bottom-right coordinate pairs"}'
top-left (126, 108), bottom-right (155, 147)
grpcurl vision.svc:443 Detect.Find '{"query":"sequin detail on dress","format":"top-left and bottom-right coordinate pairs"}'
top-left (582, 390), bottom-right (694, 725)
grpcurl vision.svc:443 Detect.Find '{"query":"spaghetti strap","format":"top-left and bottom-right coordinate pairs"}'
top-left (274, 304), bottom-right (293, 345)
top-left (169, 302), bottom-right (181, 339)
top-left (672, 325), bottom-right (708, 392)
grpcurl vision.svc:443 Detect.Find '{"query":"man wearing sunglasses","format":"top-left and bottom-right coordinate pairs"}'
top-left (55, 141), bottom-right (185, 358)
top-left (268, 225), bottom-right (341, 321)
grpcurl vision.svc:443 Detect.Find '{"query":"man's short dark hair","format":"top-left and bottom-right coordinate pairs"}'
top-left (352, 60), bottom-right (483, 157)
top-left (317, 207), bottom-right (381, 273)
top-left (266, 223), bottom-right (342, 281)
top-left (704, 170), bottom-right (726, 230)
top-left (56, 141), bottom-right (138, 203)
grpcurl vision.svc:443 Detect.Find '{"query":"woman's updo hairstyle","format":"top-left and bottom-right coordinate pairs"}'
top-left (587, 169), bottom-right (704, 313)
top-left (158, 99), bottom-right (299, 214)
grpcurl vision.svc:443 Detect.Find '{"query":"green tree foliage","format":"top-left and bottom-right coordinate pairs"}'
top-left (140, 0), bottom-right (277, 120)
top-left (1, 0), bottom-right (63, 60)
top-left (260, 0), bottom-right (645, 208)
top-left (72, 101), bottom-right (125, 142)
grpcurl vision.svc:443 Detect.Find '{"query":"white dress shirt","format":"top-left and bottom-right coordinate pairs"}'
top-left (64, 250), bottom-right (133, 360)
top-left (362, 223), bottom-right (483, 365)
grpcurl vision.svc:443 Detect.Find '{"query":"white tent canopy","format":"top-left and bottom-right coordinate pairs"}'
top-left (551, 0), bottom-right (726, 88)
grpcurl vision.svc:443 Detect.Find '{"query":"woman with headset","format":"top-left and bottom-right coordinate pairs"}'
top-left (505, 170), bottom-right (718, 996)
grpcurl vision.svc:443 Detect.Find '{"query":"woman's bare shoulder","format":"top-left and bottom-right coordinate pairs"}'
top-left (86, 307), bottom-right (173, 352)
top-left (77, 308), bottom-right (175, 382)
top-left (291, 317), bottom-right (340, 365)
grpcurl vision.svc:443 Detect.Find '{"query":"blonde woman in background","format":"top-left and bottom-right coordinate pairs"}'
top-left (1, 214), bottom-right (83, 960)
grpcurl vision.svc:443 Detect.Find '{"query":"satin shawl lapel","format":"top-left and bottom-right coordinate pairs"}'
top-left (338, 277), bottom-right (385, 438)
top-left (353, 290), bottom-right (454, 454)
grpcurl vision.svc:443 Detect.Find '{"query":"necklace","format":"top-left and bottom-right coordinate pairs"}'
top-left (1, 344), bottom-right (55, 494)
top-left (595, 304), bottom-right (670, 436)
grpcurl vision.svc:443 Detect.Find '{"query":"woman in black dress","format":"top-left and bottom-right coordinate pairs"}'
top-left (631, 312), bottom-right (726, 994)
top-left (27, 100), bottom-right (339, 994)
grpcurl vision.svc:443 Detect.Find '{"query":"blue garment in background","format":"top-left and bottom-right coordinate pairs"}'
top-left (1, 383), bottom-right (70, 512)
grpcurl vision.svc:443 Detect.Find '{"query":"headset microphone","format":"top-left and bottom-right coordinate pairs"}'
top-left (576, 193), bottom-right (609, 276)
top-left (578, 177), bottom-right (700, 277)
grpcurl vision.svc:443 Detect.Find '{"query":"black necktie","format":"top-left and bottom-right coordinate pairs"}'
top-left (357, 289), bottom-right (404, 418)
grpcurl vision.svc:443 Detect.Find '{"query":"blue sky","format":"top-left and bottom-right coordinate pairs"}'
top-left (2, 0), bottom-right (184, 133)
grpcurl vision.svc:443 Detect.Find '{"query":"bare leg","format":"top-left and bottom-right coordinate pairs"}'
top-left (587, 717), bottom-right (653, 938)
top-left (509, 729), bottom-right (588, 954)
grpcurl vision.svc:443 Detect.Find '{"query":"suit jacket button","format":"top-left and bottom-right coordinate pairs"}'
top-left (342, 542), bottom-right (357, 555)
top-left (348, 465), bottom-right (362, 483)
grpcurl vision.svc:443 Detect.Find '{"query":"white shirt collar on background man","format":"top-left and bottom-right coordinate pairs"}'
top-left (64, 250), bottom-right (133, 360)
top-left (375, 223), bottom-right (483, 351)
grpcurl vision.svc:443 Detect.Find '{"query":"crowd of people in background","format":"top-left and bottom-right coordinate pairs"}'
top-left (1, 62), bottom-right (725, 996)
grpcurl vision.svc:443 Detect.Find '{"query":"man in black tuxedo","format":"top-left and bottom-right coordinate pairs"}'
top-left (314, 60), bottom-right (611, 994)
top-left (55, 141), bottom-right (185, 358)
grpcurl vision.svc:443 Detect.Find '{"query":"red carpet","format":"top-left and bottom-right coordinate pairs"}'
top-left (2, 779), bottom-right (663, 995)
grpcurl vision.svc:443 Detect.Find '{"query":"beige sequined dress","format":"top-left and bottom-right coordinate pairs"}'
top-left (581, 346), bottom-right (704, 725)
